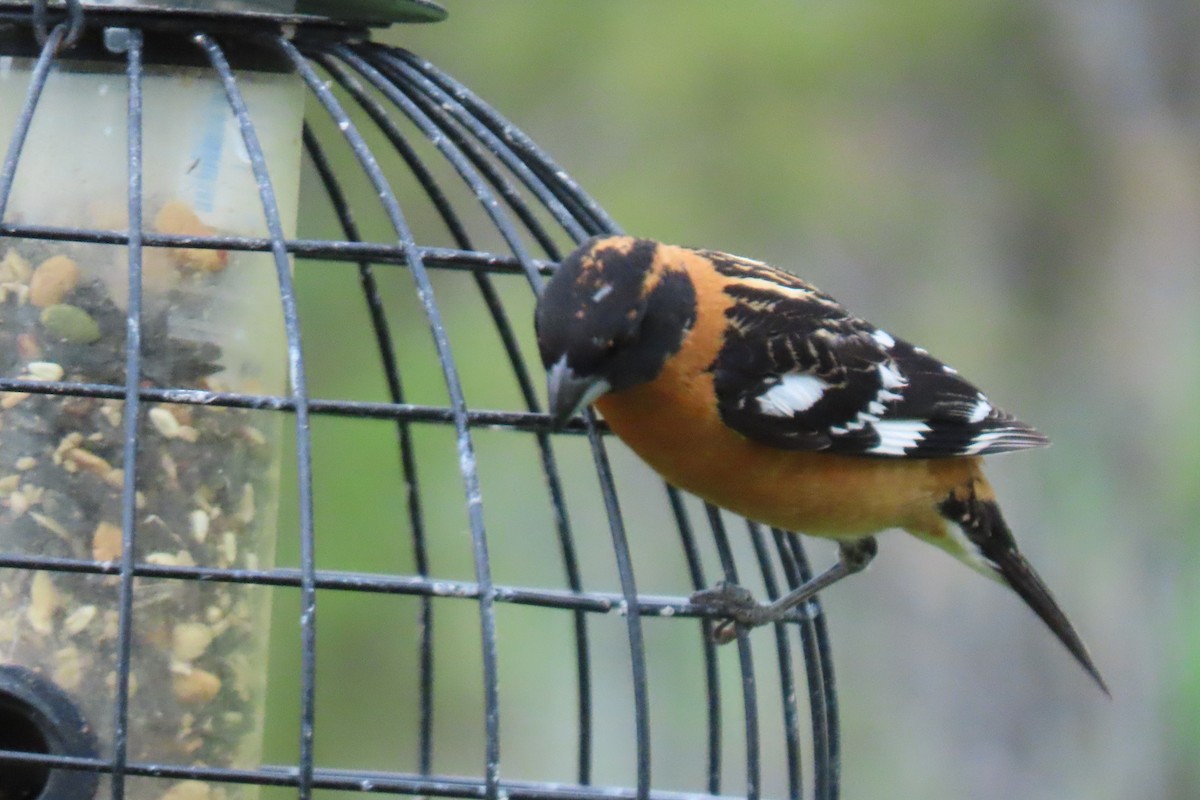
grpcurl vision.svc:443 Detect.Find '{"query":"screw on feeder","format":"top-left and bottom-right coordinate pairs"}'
top-left (103, 25), bottom-right (132, 53)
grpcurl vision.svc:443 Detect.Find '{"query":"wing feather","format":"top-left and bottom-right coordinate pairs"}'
top-left (706, 259), bottom-right (1048, 458)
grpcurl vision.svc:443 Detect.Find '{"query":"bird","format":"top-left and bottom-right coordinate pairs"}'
top-left (534, 234), bottom-right (1107, 694)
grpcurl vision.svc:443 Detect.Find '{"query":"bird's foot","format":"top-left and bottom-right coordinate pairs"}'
top-left (689, 581), bottom-right (776, 644)
top-left (689, 537), bottom-right (879, 646)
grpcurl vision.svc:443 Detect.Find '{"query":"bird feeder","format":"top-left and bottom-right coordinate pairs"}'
top-left (0, 2), bottom-right (840, 800)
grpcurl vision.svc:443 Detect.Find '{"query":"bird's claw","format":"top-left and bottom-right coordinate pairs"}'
top-left (690, 580), bottom-right (757, 611)
top-left (690, 581), bottom-right (770, 645)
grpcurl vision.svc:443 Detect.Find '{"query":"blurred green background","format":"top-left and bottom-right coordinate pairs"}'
top-left (259, 2), bottom-right (1200, 800)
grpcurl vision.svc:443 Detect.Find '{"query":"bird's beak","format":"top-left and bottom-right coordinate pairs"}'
top-left (547, 356), bottom-right (610, 430)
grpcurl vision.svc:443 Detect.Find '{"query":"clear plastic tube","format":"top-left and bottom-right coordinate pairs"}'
top-left (0, 47), bottom-right (303, 800)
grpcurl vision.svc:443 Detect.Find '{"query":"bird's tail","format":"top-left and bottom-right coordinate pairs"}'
top-left (937, 482), bottom-right (1109, 695)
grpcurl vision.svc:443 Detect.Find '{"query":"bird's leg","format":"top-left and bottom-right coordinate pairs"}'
top-left (691, 537), bottom-right (878, 644)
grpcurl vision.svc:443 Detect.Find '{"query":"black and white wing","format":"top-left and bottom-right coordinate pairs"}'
top-left (706, 255), bottom-right (1048, 458)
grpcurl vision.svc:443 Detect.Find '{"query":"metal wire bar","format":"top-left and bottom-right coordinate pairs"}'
top-left (322, 42), bottom-right (545, 299)
top-left (0, 746), bottom-right (780, 800)
top-left (326, 43), bottom-right (601, 782)
top-left (0, 551), bottom-right (814, 627)
top-left (358, 71), bottom-right (634, 749)
top-left (322, 38), bottom-right (623, 787)
top-left (791, 536), bottom-right (840, 800)
top-left (365, 44), bottom-right (577, 261)
top-left (771, 532), bottom-right (838, 800)
top-left (301, 121), bottom-right (439, 777)
top-left (0, 23), bottom-right (65, 218)
top-left (664, 486), bottom-right (723, 794)
top-left (584, 418), bottom-right (652, 800)
top-left (339, 37), bottom-right (654, 795)
top-left (274, 32), bottom-right (506, 800)
top-left (744, 523), bottom-right (803, 800)
top-left (465, 269), bottom-right (598, 784)
top-left (307, 54), bottom-right (474, 245)
top-left (374, 43), bottom-right (585, 248)
top-left (705, 505), bottom-right (760, 800)
top-left (390, 49), bottom-right (620, 237)
top-left (0, 222), bottom-right (561, 275)
top-left (304, 47), bottom-right (598, 781)
top-left (109, 26), bottom-right (145, 800)
top-left (194, 31), bottom-right (322, 799)
top-left (0, 374), bottom-right (602, 435)
top-left (358, 50), bottom-right (562, 267)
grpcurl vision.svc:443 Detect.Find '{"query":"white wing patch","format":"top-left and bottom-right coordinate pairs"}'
top-left (966, 395), bottom-right (992, 423)
top-left (828, 360), bottom-right (910, 439)
top-left (748, 355), bottom-right (966, 456)
top-left (878, 361), bottom-right (907, 390)
top-left (870, 328), bottom-right (896, 349)
top-left (868, 419), bottom-right (932, 455)
top-left (757, 373), bottom-right (829, 417)
top-left (964, 429), bottom-right (1011, 455)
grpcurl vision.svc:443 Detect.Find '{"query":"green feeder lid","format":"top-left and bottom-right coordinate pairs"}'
top-left (295, 0), bottom-right (445, 24)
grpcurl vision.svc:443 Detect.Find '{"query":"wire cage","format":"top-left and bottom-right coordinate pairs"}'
top-left (0, 2), bottom-right (840, 800)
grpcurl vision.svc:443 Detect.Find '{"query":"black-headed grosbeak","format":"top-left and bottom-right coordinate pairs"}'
top-left (535, 235), bottom-right (1106, 693)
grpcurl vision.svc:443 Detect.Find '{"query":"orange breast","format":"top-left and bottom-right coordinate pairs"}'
top-left (597, 377), bottom-right (973, 538)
